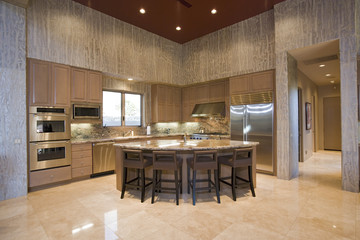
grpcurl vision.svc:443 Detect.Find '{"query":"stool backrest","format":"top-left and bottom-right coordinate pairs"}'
top-left (233, 148), bottom-right (252, 165)
top-left (193, 150), bottom-right (217, 169)
top-left (123, 149), bottom-right (144, 164)
top-left (152, 151), bottom-right (177, 169)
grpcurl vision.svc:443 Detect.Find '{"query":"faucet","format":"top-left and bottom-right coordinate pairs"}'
top-left (123, 130), bottom-right (134, 137)
top-left (165, 128), bottom-right (170, 134)
top-left (199, 127), bottom-right (205, 133)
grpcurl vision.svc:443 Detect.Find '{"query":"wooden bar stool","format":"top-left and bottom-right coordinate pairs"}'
top-left (187, 150), bottom-right (220, 205)
top-left (151, 151), bottom-right (182, 205)
top-left (121, 149), bottom-right (153, 203)
top-left (218, 148), bottom-right (255, 201)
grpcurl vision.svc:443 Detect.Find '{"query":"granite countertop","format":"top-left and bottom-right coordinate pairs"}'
top-left (114, 139), bottom-right (258, 151)
top-left (71, 133), bottom-right (230, 144)
top-left (70, 134), bottom-right (185, 144)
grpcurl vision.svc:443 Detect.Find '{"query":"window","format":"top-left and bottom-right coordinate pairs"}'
top-left (103, 91), bottom-right (122, 126)
top-left (103, 91), bottom-right (142, 127)
top-left (124, 93), bottom-right (141, 126)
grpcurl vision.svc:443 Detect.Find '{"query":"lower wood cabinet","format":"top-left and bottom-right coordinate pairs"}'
top-left (71, 143), bottom-right (93, 178)
top-left (29, 166), bottom-right (71, 187)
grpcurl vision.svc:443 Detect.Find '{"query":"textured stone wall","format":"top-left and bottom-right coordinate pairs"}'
top-left (182, 10), bottom-right (275, 84)
top-left (275, 0), bottom-right (359, 191)
top-left (27, 0), bottom-right (183, 85)
top-left (0, 1), bottom-right (27, 200)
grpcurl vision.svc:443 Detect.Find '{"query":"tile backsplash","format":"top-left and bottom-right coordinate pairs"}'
top-left (71, 117), bottom-right (229, 140)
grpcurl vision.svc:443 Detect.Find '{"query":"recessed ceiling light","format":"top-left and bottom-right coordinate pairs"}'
top-left (330, 80), bottom-right (335, 83)
top-left (128, 78), bottom-right (133, 81)
top-left (325, 74), bottom-right (331, 77)
top-left (319, 64), bottom-right (325, 68)
top-left (211, 9), bottom-right (217, 14)
top-left (176, 26), bottom-right (181, 31)
top-left (139, 8), bottom-right (145, 14)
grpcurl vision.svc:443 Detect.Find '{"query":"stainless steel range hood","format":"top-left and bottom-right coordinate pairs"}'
top-left (191, 102), bottom-right (225, 117)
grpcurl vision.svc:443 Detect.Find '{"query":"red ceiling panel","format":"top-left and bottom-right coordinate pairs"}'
top-left (72, 0), bottom-right (286, 43)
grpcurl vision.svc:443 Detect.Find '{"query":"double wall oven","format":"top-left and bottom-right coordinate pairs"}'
top-left (29, 106), bottom-right (71, 171)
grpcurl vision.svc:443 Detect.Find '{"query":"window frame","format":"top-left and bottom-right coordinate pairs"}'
top-left (102, 89), bottom-right (143, 127)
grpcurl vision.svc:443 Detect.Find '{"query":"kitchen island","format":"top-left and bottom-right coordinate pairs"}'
top-left (114, 139), bottom-right (259, 197)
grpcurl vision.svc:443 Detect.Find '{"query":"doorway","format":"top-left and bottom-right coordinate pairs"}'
top-left (298, 88), bottom-right (303, 162)
top-left (323, 96), bottom-right (341, 150)
top-left (288, 39), bottom-right (342, 188)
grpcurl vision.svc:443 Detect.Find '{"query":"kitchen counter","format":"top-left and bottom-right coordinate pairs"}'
top-left (71, 133), bottom-right (230, 144)
top-left (114, 139), bottom-right (257, 151)
top-left (70, 134), bottom-right (184, 144)
top-left (114, 139), bottom-right (259, 193)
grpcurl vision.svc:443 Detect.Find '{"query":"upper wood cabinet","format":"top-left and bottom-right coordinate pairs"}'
top-left (151, 84), bottom-right (181, 123)
top-left (71, 67), bottom-right (102, 103)
top-left (181, 80), bottom-right (228, 121)
top-left (209, 80), bottom-right (226, 102)
top-left (229, 70), bottom-right (274, 95)
top-left (28, 59), bottom-right (70, 107)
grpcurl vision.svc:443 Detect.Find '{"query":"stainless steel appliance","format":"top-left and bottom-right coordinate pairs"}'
top-left (230, 91), bottom-right (274, 174)
top-left (92, 141), bottom-right (115, 176)
top-left (29, 140), bottom-right (71, 171)
top-left (29, 106), bottom-right (70, 142)
top-left (189, 133), bottom-right (224, 140)
top-left (73, 104), bottom-right (101, 119)
top-left (29, 106), bottom-right (71, 171)
top-left (191, 102), bottom-right (225, 117)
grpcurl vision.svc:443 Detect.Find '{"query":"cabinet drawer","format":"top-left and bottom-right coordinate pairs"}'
top-left (72, 143), bottom-right (92, 152)
top-left (72, 150), bottom-right (92, 160)
top-left (72, 166), bottom-right (92, 178)
top-left (72, 156), bottom-right (92, 168)
top-left (29, 166), bottom-right (71, 187)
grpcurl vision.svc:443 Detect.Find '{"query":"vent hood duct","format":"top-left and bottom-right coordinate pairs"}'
top-left (191, 102), bottom-right (225, 118)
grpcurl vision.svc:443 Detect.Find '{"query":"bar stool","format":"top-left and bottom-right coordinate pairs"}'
top-left (121, 149), bottom-right (153, 203)
top-left (218, 148), bottom-right (255, 201)
top-left (151, 151), bottom-right (182, 205)
top-left (187, 150), bottom-right (220, 205)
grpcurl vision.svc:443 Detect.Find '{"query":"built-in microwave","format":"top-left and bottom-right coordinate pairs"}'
top-left (73, 104), bottom-right (101, 119)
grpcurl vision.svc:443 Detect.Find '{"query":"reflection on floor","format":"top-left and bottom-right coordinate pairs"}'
top-left (1, 151), bottom-right (359, 240)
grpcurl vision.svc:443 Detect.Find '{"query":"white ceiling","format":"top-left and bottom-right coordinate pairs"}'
top-left (288, 40), bottom-right (340, 86)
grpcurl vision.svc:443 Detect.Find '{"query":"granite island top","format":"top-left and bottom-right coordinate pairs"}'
top-left (114, 139), bottom-right (258, 151)
top-left (70, 134), bottom-right (184, 144)
top-left (71, 133), bottom-right (230, 144)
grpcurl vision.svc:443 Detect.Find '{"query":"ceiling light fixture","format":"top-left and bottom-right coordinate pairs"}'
top-left (211, 9), bottom-right (217, 14)
top-left (319, 64), bottom-right (325, 68)
top-left (128, 78), bottom-right (133, 81)
top-left (330, 80), bottom-right (335, 83)
top-left (139, 8), bottom-right (145, 14)
top-left (325, 74), bottom-right (331, 77)
top-left (176, 26), bottom-right (181, 31)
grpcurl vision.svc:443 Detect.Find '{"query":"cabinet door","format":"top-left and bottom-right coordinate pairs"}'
top-left (229, 75), bottom-right (249, 95)
top-left (87, 71), bottom-right (102, 103)
top-left (71, 68), bottom-right (87, 102)
top-left (173, 87), bottom-right (181, 121)
top-left (195, 84), bottom-right (209, 103)
top-left (29, 59), bottom-right (52, 106)
top-left (158, 103), bottom-right (167, 122)
top-left (250, 71), bottom-right (274, 92)
top-left (52, 63), bottom-right (70, 107)
top-left (209, 81), bottom-right (225, 102)
top-left (157, 85), bottom-right (168, 104)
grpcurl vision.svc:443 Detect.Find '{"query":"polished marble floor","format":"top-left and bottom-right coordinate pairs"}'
top-left (0, 151), bottom-right (359, 239)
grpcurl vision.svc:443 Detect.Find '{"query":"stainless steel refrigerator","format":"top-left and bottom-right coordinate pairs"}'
top-left (230, 95), bottom-right (274, 174)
